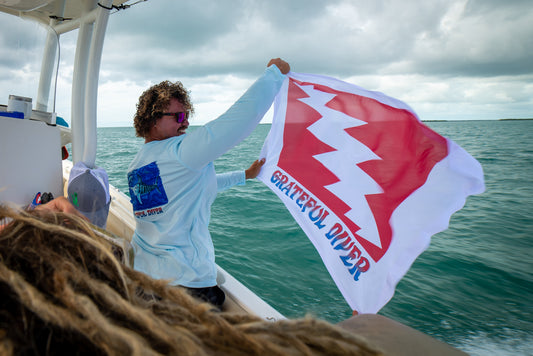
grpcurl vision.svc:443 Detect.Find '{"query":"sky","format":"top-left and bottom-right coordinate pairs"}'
top-left (0, 0), bottom-right (532, 127)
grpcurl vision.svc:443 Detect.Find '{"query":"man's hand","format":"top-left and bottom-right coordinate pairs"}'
top-left (34, 196), bottom-right (89, 221)
top-left (268, 58), bottom-right (290, 74)
top-left (245, 158), bottom-right (266, 179)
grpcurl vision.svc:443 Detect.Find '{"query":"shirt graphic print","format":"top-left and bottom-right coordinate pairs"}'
top-left (128, 161), bottom-right (168, 213)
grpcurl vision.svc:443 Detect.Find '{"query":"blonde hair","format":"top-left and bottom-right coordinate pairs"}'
top-left (0, 205), bottom-right (381, 355)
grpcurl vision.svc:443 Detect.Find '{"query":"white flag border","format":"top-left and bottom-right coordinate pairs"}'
top-left (258, 165), bottom-right (375, 311)
top-left (288, 72), bottom-right (420, 120)
top-left (257, 72), bottom-right (486, 313)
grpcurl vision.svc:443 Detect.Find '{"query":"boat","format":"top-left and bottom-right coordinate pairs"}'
top-left (0, 1), bottom-right (466, 354)
top-left (0, 0), bottom-right (283, 321)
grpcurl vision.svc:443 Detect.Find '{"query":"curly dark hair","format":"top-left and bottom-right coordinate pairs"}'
top-left (133, 80), bottom-right (194, 138)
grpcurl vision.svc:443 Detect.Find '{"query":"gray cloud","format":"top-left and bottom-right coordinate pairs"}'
top-left (407, 0), bottom-right (533, 77)
top-left (0, 19), bottom-right (46, 70)
top-left (98, 0), bottom-right (533, 80)
top-left (1, 0), bottom-right (532, 124)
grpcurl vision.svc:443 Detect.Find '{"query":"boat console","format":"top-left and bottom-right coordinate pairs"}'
top-left (0, 104), bottom-right (63, 208)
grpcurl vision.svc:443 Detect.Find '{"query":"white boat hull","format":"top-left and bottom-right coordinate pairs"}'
top-left (62, 159), bottom-right (285, 321)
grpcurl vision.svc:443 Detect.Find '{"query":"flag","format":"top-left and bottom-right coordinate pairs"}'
top-left (257, 72), bottom-right (485, 313)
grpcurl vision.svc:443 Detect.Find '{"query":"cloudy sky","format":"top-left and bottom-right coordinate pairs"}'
top-left (1, 0), bottom-right (532, 127)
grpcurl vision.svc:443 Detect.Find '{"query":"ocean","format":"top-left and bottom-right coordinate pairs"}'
top-left (94, 120), bottom-right (532, 355)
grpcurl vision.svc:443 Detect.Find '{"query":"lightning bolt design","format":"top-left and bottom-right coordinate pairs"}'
top-left (296, 83), bottom-right (384, 248)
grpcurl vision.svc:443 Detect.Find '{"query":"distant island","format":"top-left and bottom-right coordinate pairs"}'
top-left (499, 118), bottom-right (533, 121)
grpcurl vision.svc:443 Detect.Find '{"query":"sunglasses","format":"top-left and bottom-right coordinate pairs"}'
top-left (162, 111), bottom-right (189, 123)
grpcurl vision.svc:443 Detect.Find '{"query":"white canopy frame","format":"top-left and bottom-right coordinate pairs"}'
top-left (1, 0), bottom-right (124, 168)
top-left (72, 0), bottom-right (113, 167)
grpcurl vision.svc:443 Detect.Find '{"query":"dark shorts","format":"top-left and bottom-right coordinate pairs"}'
top-left (185, 285), bottom-right (225, 309)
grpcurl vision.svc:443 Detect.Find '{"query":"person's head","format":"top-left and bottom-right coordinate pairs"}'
top-left (134, 80), bottom-right (194, 140)
top-left (0, 205), bottom-right (381, 355)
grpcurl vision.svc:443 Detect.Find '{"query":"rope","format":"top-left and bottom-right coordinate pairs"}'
top-left (98, 0), bottom-right (149, 13)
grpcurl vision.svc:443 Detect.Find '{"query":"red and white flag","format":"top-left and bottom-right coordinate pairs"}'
top-left (257, 72), bottom-right (485, 313)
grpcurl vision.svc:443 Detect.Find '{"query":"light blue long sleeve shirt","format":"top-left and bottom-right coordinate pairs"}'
top-left (127, 65), bottom-right (286, 287)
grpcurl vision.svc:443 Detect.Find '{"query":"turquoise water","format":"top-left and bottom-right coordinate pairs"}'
top-left (95, 120), bottom-right (533, 355)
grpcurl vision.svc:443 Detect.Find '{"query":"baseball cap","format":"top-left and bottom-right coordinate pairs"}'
top-left (68, 162), bottom-right (110, 228)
